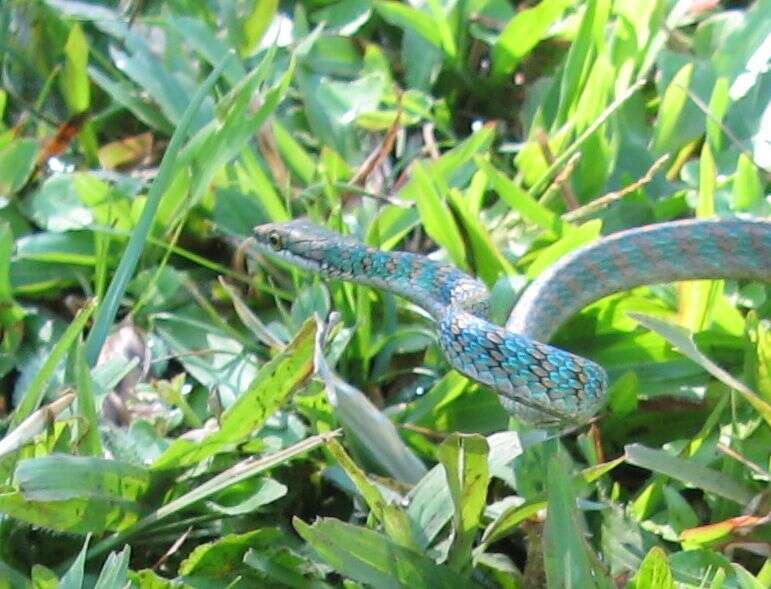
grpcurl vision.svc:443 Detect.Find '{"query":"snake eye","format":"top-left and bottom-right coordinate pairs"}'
top-left (268, 231), bottom-right (283, 251)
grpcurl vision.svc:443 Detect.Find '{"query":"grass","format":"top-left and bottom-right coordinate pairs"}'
top-left (0, 0), bottom-right (769, 587)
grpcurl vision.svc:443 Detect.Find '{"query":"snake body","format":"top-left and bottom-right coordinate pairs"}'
top-left (252, 218), bottom-right (771, 425)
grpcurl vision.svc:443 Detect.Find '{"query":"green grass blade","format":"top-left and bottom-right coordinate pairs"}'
top-left (630, 313), bottom-right (771, 426)
top-left (544, 450), bottom-right (608, 588)
top-left (88, 430), bottom-right (340, 560)
top-left (151, 317), bottom-right (317, 469)
top-left (476, 157), bottom-right (561, 233)
top-left (411, 161), bottom-right (467, 269)
top-left (83, 54), bottom-right (234, 365)
top-left (0, 393), bottom-right (75, 459)
top-left (626, 546), bottom-right (675, 589)
top-left (93, 545), bottom-right (131, 589)
top-left (11, 299), bottom-right (96, 427)
top-left (327, 438), bottom-right (418, 550)
top-left (59, 535), bottom-right (90, 589)
top-left (374, 1), bottom-right (443, 49)
top-left (75, 342), bottom-right (102, 456)
top-left (314, 317), bottom-right (427, 484)
top-left (60, 23), bottom-right (90, 114)
top-left (491, 0), bottom-right (571, 83)
top-left (293, 516), bottom-right (480, 589)
top-left (651, 63), bottom-right (693, 155)
top-left (438, 433), bottom-right (490, 573)
top-left (624, 443), bottom-right (755, 505)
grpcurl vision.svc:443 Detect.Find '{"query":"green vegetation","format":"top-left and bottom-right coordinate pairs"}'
top-left (0, 0), bottom-right (769, 587)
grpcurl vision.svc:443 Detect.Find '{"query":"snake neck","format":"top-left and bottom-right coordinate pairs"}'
top-left (253, 220), bottom-right (491, 318)
top-left (306, 241), bottom-right (490, 320)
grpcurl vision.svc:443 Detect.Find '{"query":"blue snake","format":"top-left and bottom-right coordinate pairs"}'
top-left (252, 217), bottom-right (771, 425)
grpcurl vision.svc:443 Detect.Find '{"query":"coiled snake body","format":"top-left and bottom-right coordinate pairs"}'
top-left (253, 218), bottom-right (771, 425)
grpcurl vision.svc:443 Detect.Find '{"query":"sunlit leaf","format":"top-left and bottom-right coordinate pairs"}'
top-left (627, 546), bottom-right (675, 589)
top-left (630, 313), bottom-right (771, 426)
top-left (438, 433), bottom-right (489, 572)
top-left (152, 318), bottom-right (316, 469)
top-left (624, 444), bottom-right (755, 504)
top-left (60, 23), bottom-right (90, 114)
top-left (491, 0), bottom-right (571, 82)
top-left (294, 517), bottom-right (479, 588)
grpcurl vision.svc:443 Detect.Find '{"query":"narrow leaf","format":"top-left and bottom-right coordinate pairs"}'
top-left (543, 451), bottom-right (602, 588)
top-left (152, 318), bottom-right (316, 469)
top-left (0, 393), bottom-right (75, 459)
top-left (476, 157), bottom-right (561, 233)
top-left (241, 0), bottom-right (279, 55)
top-left (652, 63), bottom-right (693, 154)
top-left (12, 299), bottom-right (97, 426)
top-left (94, 546), bottom-right (131, 589)
top-left (294, 517), bottom-right (479, 588)
top-left (630, 313), bottom-right (771, 426)
top-left (706, 77), bottom-right (730, 152)
top-left (624, 443), bottom-right (754, 504)
top-left (60, 23), bottom-right (90, 113)
top-left (627, 546), bottom-right (675, 589)
top-left (90, 430), bottom-right (340, 559)
top-left (327, 438), bottom-right (387, 522)
top-left (491, 0), bottom-right (571, 81)
top-left (733, 153), bottom-right (763, 211)
top-left (411, 161), bottom-right (467, 269)
top-left (314, 317), bottom-right (426, 484)
top-left (374, 1), bottom-right (442, 48)
top-left (76, 342), bottom-right (102, 455)
top-left (16, 455), bottom-right (150, 502)
top-left (437, 433), bottom-right (490, 573)
top-left (84, 54), bottom-right (234, 365)
top-left (59, 535), bottom-right (90, 589)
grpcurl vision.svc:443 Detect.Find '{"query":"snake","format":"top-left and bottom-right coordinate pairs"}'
top-left (251, 217), bottom-right (771, 425)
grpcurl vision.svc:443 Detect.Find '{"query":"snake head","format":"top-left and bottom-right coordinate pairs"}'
top-left (252, 220), bottom-right (338, 272)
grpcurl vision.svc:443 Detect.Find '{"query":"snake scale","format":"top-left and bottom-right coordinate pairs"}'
top-left (252, 217), bottom-right (771, 425)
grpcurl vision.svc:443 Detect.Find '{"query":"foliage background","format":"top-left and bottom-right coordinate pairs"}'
top-left (0, 0), bottom-right (769, 587)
